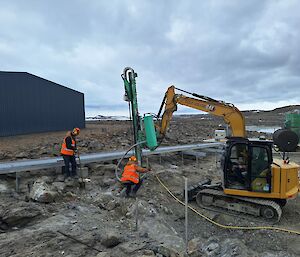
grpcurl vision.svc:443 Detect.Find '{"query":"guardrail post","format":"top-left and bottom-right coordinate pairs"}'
top-left (16, 172), bottom-right (20, 192)
top-left (185, 177), bottom-right (188, 253)
top-left (135, 199), bottom-right (139, 231)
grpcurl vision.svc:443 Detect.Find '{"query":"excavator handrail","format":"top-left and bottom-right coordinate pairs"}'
top-left (174, 87), bottom-right (221, 103)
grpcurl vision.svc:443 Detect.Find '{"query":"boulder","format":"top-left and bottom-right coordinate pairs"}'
top-left (201, 237), bottom-right (220, 256)
top-left (203, 242), bottom-right (220, 256)
top-left (106, 200), bottom-right (119, 211)
top-left (0, 151), bottom-right (9, 160)
top-left (101, 231), bottom-right (122, 248)
top-left (142, 250), bottom-right (156, 256)
top-left (15, 152), bottom-right (27, 159)
top-left (199, 237), bottom-right (256, 257)
top-left (30, 179), bottom-right (58, 203)
top-left (126, 200), bottom-right (157, 218)
top-left (219, 238), bottom-right (254, 257)
top-left (140, 218), bottom-right (185, 255)
top-left (0, 180), bottom-right (11, 193)
top-left (156, 244), bottom-right (187, 257)
top-left (188, 237), bottom-right (203, 254)
top-left (88, 140), bottom-right (105, 150)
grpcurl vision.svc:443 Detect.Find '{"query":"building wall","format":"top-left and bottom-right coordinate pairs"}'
top-left (0, 72), bottom-right (85, 136)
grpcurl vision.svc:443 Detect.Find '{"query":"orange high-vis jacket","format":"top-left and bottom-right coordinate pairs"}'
top-left (60, 137), bottom-right (76, 156)
top-left (121, 164), bottom-right (139, 184)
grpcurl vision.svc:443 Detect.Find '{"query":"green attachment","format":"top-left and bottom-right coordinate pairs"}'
top-left (122, 67), bottom-right (142, 164)
top-left (123, 79), bottom-right (133, 101)
top-left (144, 114), bottom-right (158, 150)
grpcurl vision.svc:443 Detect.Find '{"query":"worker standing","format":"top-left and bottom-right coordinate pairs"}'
top-left (60, 128), bottom-right (80, 180)
top-left (120, 156), bottom-right (150, 197)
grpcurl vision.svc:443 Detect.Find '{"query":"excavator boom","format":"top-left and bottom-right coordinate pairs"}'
top-left (157, 86), bottom-right (246, 140)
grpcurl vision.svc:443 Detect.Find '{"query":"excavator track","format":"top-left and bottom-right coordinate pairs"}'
top-left (196, 188), bottom-right (282, 224)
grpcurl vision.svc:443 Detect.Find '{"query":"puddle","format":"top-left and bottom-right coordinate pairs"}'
top-left (246, 126), bottom-right (281, 134)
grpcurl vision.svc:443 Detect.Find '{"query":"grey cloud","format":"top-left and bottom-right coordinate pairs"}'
top-left (0, 0), bottom-right (299, 115)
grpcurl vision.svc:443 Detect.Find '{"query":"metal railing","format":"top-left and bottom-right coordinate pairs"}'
top-left (0, 142), bottom-right (222, 175)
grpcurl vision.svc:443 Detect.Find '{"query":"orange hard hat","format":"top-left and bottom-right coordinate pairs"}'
top-left (72, 127), bottom-right (80, 135)
top-left (129, 156), bottom-right (137, 162)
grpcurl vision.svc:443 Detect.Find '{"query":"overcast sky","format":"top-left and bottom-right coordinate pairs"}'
top-left (1, 0), bottom-right (299, 116)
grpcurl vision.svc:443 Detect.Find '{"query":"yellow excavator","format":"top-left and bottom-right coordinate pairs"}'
top-left (155, 85), bottom-right (300, 223)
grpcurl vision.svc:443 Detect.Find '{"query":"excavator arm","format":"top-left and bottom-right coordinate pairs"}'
top-left (156, 86), bottom-right (246, 141)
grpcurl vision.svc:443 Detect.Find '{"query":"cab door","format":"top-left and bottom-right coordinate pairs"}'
top-left (249, 146), bottom-right (272, 193)
top-left (224, 142), bottom-right (250, 190)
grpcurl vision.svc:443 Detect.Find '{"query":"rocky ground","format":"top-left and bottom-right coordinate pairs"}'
top-left (0, 109), bottom-right (300, 257)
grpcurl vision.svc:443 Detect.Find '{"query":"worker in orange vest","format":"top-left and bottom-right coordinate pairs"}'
top-left (60, 128), bottom-right (80, 179)
top-left (120, 156), bottom-right (150, 197)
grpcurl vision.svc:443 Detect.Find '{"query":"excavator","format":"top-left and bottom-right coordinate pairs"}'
top-left (154, 85), bottom-right (300, 223)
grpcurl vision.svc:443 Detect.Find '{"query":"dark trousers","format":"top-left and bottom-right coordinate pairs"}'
top-left (124, 179), bottom-right (143, 196)
top-left (62, 155), bottom-right (77, 177)
top-left (233, 167), bottom-right (245, 184)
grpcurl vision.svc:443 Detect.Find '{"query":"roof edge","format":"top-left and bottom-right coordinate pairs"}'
top-left (0, 70), bottom-right (84, 95)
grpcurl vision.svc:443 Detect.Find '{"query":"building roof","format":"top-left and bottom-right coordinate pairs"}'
top-left (0, 71), bottom-right (83, 95)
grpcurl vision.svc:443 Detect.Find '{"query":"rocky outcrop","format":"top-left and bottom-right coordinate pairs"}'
top-left (0, 201), bottom-right (42, 229)
top-left (101, 231), bottom-right (122, 248)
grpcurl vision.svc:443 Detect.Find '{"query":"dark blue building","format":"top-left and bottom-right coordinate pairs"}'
top-left (0, 71), bottom-right (85, 136)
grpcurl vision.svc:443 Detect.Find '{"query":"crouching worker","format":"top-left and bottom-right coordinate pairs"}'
top-left (60, 128), bottom-right (80, 179)
top-left (120, 156), bottom-right (150, 197)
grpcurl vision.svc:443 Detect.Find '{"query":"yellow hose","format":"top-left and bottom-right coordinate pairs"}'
top-left (155, 174), bottom-right (300, 235)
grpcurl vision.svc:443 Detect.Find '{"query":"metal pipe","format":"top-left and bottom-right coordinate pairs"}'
top-left (0, 143), bottom-right (223, 175)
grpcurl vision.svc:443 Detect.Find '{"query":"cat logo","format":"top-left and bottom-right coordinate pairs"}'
top-left (206, 104), bottom-right (215, 111)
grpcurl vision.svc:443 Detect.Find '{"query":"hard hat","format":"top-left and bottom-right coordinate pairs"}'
top-left (72, 127), bottom-right (80, 135)
top-left (129, 156), bottom-right (137, 162)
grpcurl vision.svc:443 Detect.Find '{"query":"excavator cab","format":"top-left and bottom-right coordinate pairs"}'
top-left (223, 138), bottom-right (273, 193)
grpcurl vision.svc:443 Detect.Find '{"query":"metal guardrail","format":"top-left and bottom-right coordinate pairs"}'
top-left (0, 143), bottom-right (222, 175)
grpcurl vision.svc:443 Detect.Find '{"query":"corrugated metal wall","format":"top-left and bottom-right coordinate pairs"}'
top-left (0, 71), bottom-right (85, 137)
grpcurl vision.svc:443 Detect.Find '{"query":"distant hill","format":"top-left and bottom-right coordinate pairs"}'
top-left (243, 105), bottom-right (300, 114)
top-left (268, 105), bottom-right (300, 114)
